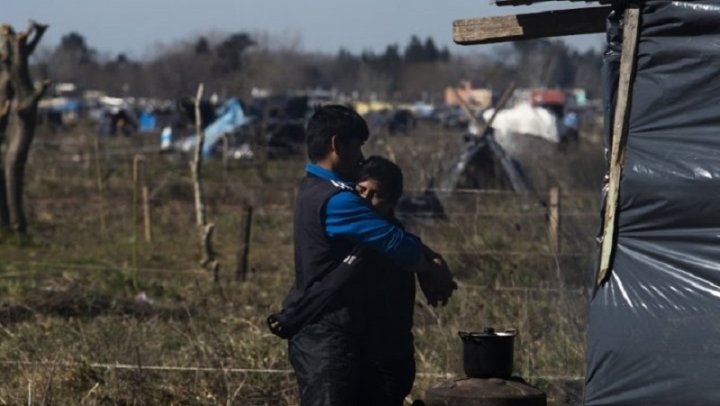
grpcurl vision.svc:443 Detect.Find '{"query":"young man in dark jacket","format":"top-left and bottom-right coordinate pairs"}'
top-left (280, 105), bottom-right (455, 406)
top-left (270, 156), bottom-right (422, 404)
top-left (354, 156), bottom-right (417, 406)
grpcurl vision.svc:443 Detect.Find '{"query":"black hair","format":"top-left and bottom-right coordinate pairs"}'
top-left (305, 104), bottom-right (369, 162)
top-left (358, 156), bottom-right (404, 203)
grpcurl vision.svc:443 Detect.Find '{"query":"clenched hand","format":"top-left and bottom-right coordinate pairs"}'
top-left (417, 248), bottom-right (457, 307)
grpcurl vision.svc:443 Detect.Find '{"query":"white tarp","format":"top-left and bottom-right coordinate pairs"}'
top-left (477, 103), bottom-right (560, 147)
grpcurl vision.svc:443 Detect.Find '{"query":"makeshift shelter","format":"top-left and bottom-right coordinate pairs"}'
top-left (454, 1), bottom-right (720, 404)
top-left (480, 102), bottom-right (561, 145)
top-left (435, 82), bottom-right (535, 194)
top-left (177, 98), bottom-right (252, 157)
top-left (249, 95), bottom-right (309, 158)
top-left (587, 3), bottom-right (720, 404)
top-left (436, 133), bottom-right (532, 193)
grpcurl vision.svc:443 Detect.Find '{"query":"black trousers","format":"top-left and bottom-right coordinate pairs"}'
top-left (289, 319), bottom-right (360, 406)
top-left (357, 354), bottom-right (415, 406)
top-left (289, 319), bottom-right (414, 406)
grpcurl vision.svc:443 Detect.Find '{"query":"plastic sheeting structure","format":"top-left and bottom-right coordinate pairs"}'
top-left (481, 102), bottom-right (561, 146)
top-left (585, 1), bottom-right (720, 404)
top-left (177, 98), bottom-right (252, 157)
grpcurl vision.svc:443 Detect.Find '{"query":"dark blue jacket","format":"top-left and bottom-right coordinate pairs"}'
top-left (269, 164), bottom-right (422, 338)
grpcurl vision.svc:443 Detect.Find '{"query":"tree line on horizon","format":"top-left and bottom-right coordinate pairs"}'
top-left (31, 30), bottom-right (604, 103)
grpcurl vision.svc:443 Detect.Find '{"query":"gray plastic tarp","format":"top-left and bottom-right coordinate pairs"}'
top-left (585, 1), bottom-right (720, 404)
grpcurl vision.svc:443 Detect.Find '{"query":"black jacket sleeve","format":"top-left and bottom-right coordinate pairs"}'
top-left (267, 245), bottom-right (368, 339)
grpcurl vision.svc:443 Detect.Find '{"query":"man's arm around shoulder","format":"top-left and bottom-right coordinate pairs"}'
top-left (325, 191), bottom-right (456, 306)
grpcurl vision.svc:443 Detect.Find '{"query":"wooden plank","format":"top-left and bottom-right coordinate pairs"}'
top-left (596, 6), bottom-right (641, 286)
top-left (453, 6), bottom-right (610, 45)
top-left (494, 0), bottom-right (602, 6)
top-left (494, 0), bottom-right (554, 5)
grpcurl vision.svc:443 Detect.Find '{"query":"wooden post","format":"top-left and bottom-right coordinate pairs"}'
top-left (191, 84), bottom-right (207, 229)
top-left (452, 81), bottom-right (515, 139)
top-left (142, 185), bottom-right (152, 243)
top-left (597, 6), bottom-right (641, 286)
top-left (93, 136), bottom-right (106, 234)
top-left (548, 186), bottom-right (560, 255)
top-left (236, 205), bottom-right (254, 281)
top-left (132, 154), bottom-right (144, 270)
top-left (132, 154), bottom-right (144, 226)
top-left (190, 83), bottom-right (219, 273)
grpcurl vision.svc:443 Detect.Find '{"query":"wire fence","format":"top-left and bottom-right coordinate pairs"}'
top-left (0, 360), bottom-right (583, 381)
top-left (10, 184), bottom-right (601, 289)
top-left (0, 259), bottom-right (592, 300)
top-left (3, 145), bottom-right (599, 402)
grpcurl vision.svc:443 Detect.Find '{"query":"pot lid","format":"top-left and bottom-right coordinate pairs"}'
top-left (459, 327), bottom-right (517, 338)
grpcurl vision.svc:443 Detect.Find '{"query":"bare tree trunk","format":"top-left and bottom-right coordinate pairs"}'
top-left (0, 164), bottom-right (8, 230)
top-left (190, 83), bottom-right (219, 275)
top-left (5, 110), bottom-right (37, 234)
top-left (0, 26), bottom-right (12, 229)
top-left (0, 21), bottom-right (49, 235)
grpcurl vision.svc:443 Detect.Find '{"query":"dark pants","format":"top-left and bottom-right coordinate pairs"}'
top-left (289, 319), bottom-right (415, 406)
top-left (288, 308), bottom-right (415, 406)
top-left (289, 319), bottom-right (360, 406)
top-left (357, 355), bottom-right (415, 406)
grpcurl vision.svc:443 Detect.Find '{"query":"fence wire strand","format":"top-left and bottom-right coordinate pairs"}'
top-left (0, 360), bottom-right (582, 381)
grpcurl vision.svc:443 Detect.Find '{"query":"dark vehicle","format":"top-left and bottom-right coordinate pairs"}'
top-left (250, 95), bottom-right (309, 158)
top-left (436, 105), bottom-right (470, 129)
top-left (388, 109), bottom-right (416, 135)
top-left (177, 97), bottom-right (217, 129)
top-left (98, 108), bottom-right (137, 137)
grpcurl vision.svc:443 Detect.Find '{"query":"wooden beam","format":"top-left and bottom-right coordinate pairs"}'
top-left (494, 0), bottom-right (609, 6)
top-left (453, 6), bottom-right (610, 45)
top-left (494, 0), bottom-right (558, 6)
top-left (596, 5), bottom-right (641, 286)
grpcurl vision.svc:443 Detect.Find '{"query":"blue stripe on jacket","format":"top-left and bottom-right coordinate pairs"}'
top-left (306, 163), bottom-right (421, 267)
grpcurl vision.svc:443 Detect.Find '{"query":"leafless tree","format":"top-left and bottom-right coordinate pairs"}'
top-left (0, 21), bottom-right (49, 235)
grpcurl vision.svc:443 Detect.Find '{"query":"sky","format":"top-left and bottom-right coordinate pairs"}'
top-left (6, 0), bottom-right (604, 59)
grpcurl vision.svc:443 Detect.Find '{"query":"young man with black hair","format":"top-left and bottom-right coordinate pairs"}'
top-left (270, 156), bottom-right (419, 404)
top-left (354, 156), bottom-right (417, 406)
top-left (279, 105), bottom-right (455, 406)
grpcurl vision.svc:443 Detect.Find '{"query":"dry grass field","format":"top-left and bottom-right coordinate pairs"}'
top-left (0, 120), bottom-right (604, 405)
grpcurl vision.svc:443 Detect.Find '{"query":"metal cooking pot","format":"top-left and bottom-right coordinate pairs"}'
top-left (458, 327), bottom-right (517, 379)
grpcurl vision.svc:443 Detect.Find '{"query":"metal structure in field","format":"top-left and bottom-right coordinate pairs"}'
top-left (454, 1), bottom-right (720, 404)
